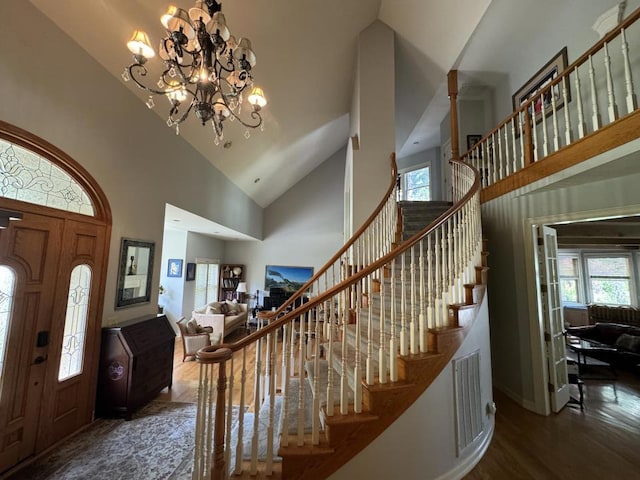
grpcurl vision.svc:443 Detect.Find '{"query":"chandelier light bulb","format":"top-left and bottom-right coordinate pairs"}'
top-left (248, 87), bottom-right (267, 109)
top-left (124, 0), bottom-right (266, 141)
top-left (127, 30), bottom-right (155, 60)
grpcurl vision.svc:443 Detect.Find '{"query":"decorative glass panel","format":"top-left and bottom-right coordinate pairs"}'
top-left (58, 265), bottom-right (92, 381)
top-left (0, 139), bottom-right (95, 216)
top-left (0, 266), bottom-right (16, 381)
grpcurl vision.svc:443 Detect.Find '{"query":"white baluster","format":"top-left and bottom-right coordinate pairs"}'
top-left (400, 252), bottom-right (408, 355)
top-left (502, 125), bottom-right (510, 176)
top-left (233, 349), bottom-right (247, 474)
top-left (266, 333), bottom-right (276, 474)
top-left (389, 257), bottom-right (398, 381)
top-left (531, 107), bottom-right (539, 162)
top-left (224, 356), bottom-right (234, 475)
top-left (496, 132), bottom-right (504, 179)
top-left (621, 28), bottom-right (638, 114)
top-left (280, 326), bottom-right (290, 448)
top-left (551, 83), bottom-right (560, 152)
top-left (511, 117), bottom-right (517, 174)
top-left (575, 66), bottom-right (587, 138)
top-left (340, 289), bottom-right (349, 415)
top-left (326, 299), bottom-right (335, 417)
top-left (427, 234), bottom-right (434, 334)
top-left (366, 275), bottom-right (374, 384)
top-left (419, 239), bottom-right (426, 353)
top-left (603, 42), bottom-right (619, 122)
top-left (312, 317), bottom-right (320, 445)
top-left (589, 55), bottom-right (601, 131)
top-left (410, 247), bottom-right (417, 354)
top-left (250, 334), bottom-right (262, 474)
top-left (379, 267), bottom-right (387, 383)
top-left (434, 231), bottom-right (441, 329)
top-left (518, 112), bottom-right (525, 170)
top-left (563, 75), bottom-right (572, 145)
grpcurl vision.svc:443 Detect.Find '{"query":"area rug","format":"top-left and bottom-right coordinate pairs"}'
top-left (10, 401), bottom-right (239, 480)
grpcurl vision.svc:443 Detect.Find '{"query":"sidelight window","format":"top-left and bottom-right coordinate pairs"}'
top-left (58, 265), bottom-right (92, 381)
top-left (0, 266), bottom-right (16, 382)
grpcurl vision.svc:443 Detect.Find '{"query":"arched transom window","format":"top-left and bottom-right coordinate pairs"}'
top-left (0, 139), bottom-right (94, 216)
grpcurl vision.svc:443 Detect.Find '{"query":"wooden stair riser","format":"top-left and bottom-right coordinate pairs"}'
top-left (362, 381), bottom-right (416, 414)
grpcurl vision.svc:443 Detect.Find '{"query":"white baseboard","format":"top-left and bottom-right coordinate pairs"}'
top-left (493, 383), bottom-right (540, 414)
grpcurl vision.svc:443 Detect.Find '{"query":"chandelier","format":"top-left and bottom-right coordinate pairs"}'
top-left (122, 0), bottom-right (267, 144)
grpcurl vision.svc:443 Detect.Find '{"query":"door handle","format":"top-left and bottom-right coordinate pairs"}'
top-left (33, 355), bottom-right (47, 365)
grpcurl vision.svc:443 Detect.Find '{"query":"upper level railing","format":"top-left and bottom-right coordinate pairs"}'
top-left (192, 151), bottom-right (482, 479)
top-left (463, 8), bottom-right (640, 196)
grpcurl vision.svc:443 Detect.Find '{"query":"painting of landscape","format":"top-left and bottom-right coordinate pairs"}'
top-left (265, 265), bottom-right (314, 294)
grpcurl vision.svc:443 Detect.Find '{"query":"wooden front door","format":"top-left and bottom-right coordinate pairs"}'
top-left (0, 206), bottom-right (107, 473)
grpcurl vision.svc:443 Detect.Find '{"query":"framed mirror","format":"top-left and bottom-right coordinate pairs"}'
top-left (115, 238), bottom-right (155, 309)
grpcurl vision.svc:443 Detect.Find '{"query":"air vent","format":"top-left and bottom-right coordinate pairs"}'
top-left (453, 350), bottom-right (483, 456)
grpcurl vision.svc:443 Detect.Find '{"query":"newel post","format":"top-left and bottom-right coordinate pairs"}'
top-left (212, 355), bottom-right (229, 480)
top-left (194, 346), bottom-right (233, 480)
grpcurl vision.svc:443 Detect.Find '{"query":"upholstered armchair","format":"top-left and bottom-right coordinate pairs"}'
top-left (176, 317), bottom-right (214, 362)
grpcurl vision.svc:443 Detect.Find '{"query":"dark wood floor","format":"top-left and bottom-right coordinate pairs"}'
top-left (465, 366), bottom-right (640, 479)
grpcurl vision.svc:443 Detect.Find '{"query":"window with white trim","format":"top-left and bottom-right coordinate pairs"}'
top-left (558, 253), bottom-right (582, 303)
top-left (400, 165), bottom-right (430, 201)
top-left (194, 261), bottom-right (219, 307)
top-left (585, 254), bottom-right (633, 306)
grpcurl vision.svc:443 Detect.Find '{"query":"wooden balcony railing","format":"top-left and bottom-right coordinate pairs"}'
top-left (463, 7), bottom-right (640, 202)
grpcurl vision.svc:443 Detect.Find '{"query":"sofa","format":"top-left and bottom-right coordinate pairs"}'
top-left (192, 300), bottom-right (248, 342)
top-left (567, 322), bottom-right (640, 366)
top-left (587, 304), bottom-right (640, 328)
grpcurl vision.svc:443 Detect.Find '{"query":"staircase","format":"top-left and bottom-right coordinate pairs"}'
top-left (191, 155), bottom-right (488, 480)
top-left (398, 200), bottom-right (452, 241)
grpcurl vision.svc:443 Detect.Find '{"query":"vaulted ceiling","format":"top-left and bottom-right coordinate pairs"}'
top-left (29, 0), bottom-right (491, 210)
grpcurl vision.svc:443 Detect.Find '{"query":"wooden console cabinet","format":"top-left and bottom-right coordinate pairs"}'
top-left (96, 314), bottom-right (175, 418)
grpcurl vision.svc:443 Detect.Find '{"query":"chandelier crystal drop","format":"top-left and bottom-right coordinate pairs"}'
top-left (124, 0), bottom-right (267, 141)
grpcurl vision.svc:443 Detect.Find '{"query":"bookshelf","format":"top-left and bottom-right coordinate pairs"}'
top-left (219, 264), bottom-right (244, 301)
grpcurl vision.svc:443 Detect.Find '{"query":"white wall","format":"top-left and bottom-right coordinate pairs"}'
top-left (330, 295), bottom-right (494, 480)
top-left (0, 0), bottom-right (263, 325)
top-left (225, 148), bottom-right (346, 296)
top-left (159, 229), bottom-right (187, 328)
top-left (351, 21), bottom-right (396, 230)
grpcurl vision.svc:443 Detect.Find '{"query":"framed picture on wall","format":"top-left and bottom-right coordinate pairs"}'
top-left (167, 258), bottom-right (183, 278)
top-left (512, 47), bottom-right (570, 122)
top-left (185, 262), bottom-right (196, 281)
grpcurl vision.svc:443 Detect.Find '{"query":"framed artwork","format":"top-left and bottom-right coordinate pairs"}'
top-left (512, 47), bottom-right (570, 122)
top-left (115, 238), bottom-right (154, 309)
top-left (265, 265), bottom-right (314, 295)
top-left (185, 262), bottom-right (196, 281)
top-left (167, 258), bottom-right (183, 278)
top-left (466, 134), bottom-right (482, 158)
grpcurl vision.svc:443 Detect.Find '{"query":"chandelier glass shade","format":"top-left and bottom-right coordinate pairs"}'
top-left (123, 0), bottom-right (267, 142)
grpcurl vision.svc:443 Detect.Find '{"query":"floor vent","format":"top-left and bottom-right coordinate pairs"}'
top-left (453, 350), bottom-right (483, 456)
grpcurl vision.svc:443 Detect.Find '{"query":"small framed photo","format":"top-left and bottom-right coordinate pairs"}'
top-left (466, 134), bottom-right (482, 159)
top-left (167, 258), bottom-right (183, 278)
top-left (186, 262), bottom-right (196, 281)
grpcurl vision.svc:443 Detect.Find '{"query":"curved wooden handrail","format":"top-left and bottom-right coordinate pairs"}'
top-left (200, 158), bottom-right (479, 357)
